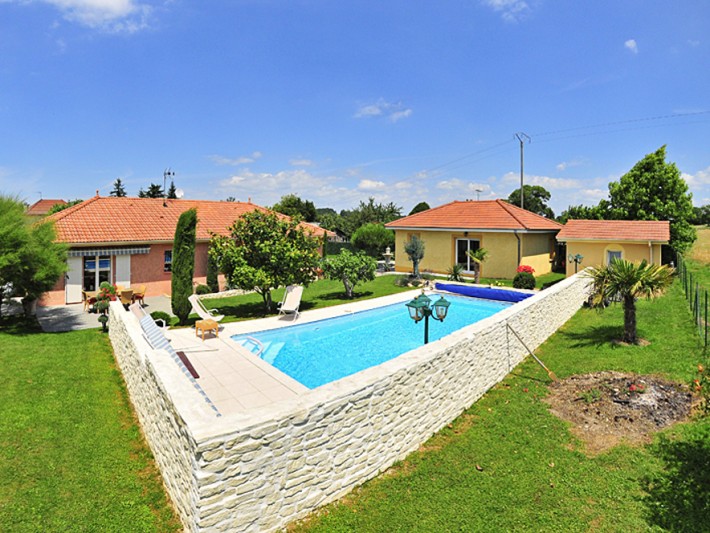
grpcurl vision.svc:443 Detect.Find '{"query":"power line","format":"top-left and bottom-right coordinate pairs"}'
top-left (531, 110), bottom-right (710, 138)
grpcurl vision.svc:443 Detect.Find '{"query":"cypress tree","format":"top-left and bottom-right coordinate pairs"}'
top-left (206, 248), bottom-right (220, 293)
top-left (171, 208), bottom-right (197, 325)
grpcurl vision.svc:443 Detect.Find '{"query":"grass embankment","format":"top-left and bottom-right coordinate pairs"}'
top-left (294, 282), bottom-right (710, 532)
top-left (0, 319), bottom-right (181, 532)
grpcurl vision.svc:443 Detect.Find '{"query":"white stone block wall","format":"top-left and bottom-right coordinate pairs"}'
top-left (109, 274), bottom-right (591, 532)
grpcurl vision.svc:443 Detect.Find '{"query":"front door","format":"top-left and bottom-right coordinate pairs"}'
top-left (65, 256), bottom-right (83, 304)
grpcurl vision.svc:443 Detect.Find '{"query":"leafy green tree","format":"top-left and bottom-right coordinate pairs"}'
top-left (409, 201), bottom-right (430, 215)
top-left (110, 179), bottom-right (127, 197)
top-left (318, 212), bottom-right (348, 236)
top-left (316, 207), bottom-right (337, 220)
top-left (48, 199), bottom-right (82, 215)
top-left (321, 249), bottom-right (377, 298)
top-left (272, 194), bottom-right (317, 222)
top-left (557, 203), bottom-right (609, 224)
top-left (138, 183), bottom-right (164, 198)
top-left (225, 196), bottom-right (237, 202)
top-left (467, 247), bottom-right (489, 284)
top-left (608, 146), bottom-right (696, 254)
top-left (0, 196), bottom-right (29, 318)
top-left (0, 196), bottom-right (67, 317)
top-left (691, 205), bottom-right (710, 226)
top-left (171, 208), bottom-right (197, 325)
top-left (351, 223), bottom-right (395, 257)
top-left (404, 236), bottom-right (425, 279)
top-left (166, 181), bottom-right (178, 199)
top-left (210, 211), bottom-right (321, 311)
top-left (587, 258), bottom-right (673, 344)
top-left (507, 185), bottom-right (555, 218)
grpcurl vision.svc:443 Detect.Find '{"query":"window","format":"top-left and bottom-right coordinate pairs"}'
top-left (456, 239), bottom-right (480, 271)
top-left (164, 250), bottom-right (172, 273)
top-left (607, 250), bottom-right (622, 264)
top-left (83, 255), bottom-right (111, 291)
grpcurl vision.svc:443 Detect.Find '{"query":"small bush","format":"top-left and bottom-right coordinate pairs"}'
top-left (513, 271), bottom-right (536, 290)
top-left (150, 311), bottom-right (171, 326)
top-left (516, 265), bottom-right (535, 274)
top-left (447, 264), bottom-right (464, 282)
top-left (195, 284), bottom-right (211, 295)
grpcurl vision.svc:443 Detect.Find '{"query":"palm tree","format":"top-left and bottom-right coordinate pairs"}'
top-left (467, 248), bottom-right (489, 284)
top-left (587, 258), bottom-right (674, 344)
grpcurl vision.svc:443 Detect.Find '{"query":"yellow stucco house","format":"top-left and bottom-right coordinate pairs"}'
top-left (556, 219), bottom-right (670, 277)
top-left (385, 199), bottom-right (562, 279)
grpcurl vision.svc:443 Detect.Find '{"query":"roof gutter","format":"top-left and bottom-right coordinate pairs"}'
top-left (514, 230), bottom-right (521, 265)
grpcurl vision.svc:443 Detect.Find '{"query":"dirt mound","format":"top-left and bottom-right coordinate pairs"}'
top-left (544, 371), bottom-right (694, 454)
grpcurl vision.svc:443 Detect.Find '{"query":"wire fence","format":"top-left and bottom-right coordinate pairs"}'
top-left (676, 253), bottom-right (708, 350)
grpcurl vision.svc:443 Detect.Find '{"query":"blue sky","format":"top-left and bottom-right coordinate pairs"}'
top-left (1, 0), bottom-right (708, 216)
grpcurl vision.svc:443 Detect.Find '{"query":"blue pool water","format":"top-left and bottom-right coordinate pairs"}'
top-left (232, 294), bottom-right (512, 389)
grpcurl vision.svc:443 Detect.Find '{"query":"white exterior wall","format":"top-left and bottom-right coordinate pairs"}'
top-left (108, 272), bottom-right (592, 532)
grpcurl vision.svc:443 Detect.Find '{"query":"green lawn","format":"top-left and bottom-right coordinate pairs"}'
top-left (294, 282), bottom-right (710, 532)
top-left (0, 318), bottom-right (181, 532)
top-left (198, 275), bottom-right (414, 324)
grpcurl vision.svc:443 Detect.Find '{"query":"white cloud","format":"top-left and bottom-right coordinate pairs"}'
top-left (7, 0), bottom-right (155, 32)
top-left (683, 167), bottom-right (710, 187)
top-left (358, 179), bottom-right (386, 191)
top-left (556, 158), bottom-right (585, 171)
top-left (209, 151), bottom-right (262, 166)
top-left (354, 98), bottom-right (413, 123)
top-left (624, 39), bottom-right (638, 54)
top-left (501, 171), bottom-right (580, 190)
top-left (289, 158), bottom-right (313, 167)
top-left (481, 0), bottom-right (531, 22)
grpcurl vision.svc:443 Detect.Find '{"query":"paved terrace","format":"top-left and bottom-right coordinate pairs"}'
top-left (161, 290), bottom-right (420, 416)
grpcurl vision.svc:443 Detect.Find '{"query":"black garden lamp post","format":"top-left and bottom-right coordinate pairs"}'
top-left (568, 253), bottom-right (584, 273)
top-left (405, 293), bottom-right (451, 344)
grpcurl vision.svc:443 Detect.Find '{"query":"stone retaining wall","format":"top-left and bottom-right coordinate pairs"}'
top-left (109, 273), bottom-right (591, 532)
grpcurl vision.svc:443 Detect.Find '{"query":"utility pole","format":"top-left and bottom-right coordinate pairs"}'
top-left (474, 187), bottom-right (483, 201)
top-left (514, 132), bottom-right (530, 210)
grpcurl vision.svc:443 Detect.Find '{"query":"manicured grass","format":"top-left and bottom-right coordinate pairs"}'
top-left (0, 318), bottom-right (181, 532)
top-left (198, 275), bottom-right (413, 324)
top-left (293, 282), bottom-right (710, 532)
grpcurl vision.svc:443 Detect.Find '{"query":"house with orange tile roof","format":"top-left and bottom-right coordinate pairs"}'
top-left (26, 198), bottom-right (66, 217)
top-left (556, 220), bottom-right (669, 276)
top-left (385, 199), bottom-right (563, 279)
top-left (43, 195), bottom-right (333, 306)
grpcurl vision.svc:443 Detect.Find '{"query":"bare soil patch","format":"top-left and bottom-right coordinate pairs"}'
top-left (544, 371), bottom-right (694, 454)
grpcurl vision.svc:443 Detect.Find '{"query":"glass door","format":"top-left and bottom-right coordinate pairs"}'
top-left (83, 255), bottom-right (111, 291)
top-left (456, 239), bottom-right (480, 272)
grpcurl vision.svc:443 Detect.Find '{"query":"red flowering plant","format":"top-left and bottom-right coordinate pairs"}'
top-left (95, 282), bottom-right (117, 331)
top-left (628, 383), bottom-right (646, 394)
top-left (516, 265), bottom-right (535, 274)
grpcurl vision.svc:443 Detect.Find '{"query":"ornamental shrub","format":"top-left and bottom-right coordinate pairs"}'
top-left (351, 223), bottom-right (395, 258)
top-left (150, 310), bottom-right (171, 327)
top-left (513, 271), bottom-right (536, 290)
top-left (516, 265), bottom-right (535, 274)
top-left (195, 284), bottom-right (211, 295)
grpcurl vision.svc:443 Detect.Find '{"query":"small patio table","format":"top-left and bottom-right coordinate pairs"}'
top-left (195, 319), bottom-right (219, 341)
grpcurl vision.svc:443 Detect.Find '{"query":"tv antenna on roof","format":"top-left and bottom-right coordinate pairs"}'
top-left (514, 133), bottom-right (530, 210)
top-left (163, 168), bottom-right (175, 207)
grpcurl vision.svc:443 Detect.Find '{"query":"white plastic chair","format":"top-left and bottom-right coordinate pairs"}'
top-left (188, 294), bottom-right (225, 323)
top-left (277, 285), bottom-right (303, 319)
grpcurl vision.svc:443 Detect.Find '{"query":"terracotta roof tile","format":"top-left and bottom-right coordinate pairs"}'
top-left (47, 196), bottom-right (332, 245)
top-left (385, 199), bottom-right (562, 231)
top-left (557, 220), bottom-right (670, 242)
top-left (26, 199), bottom-right (66, 216)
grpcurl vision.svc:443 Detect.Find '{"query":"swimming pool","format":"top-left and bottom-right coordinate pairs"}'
top-left (232, 294), bottom-right (512, 389)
